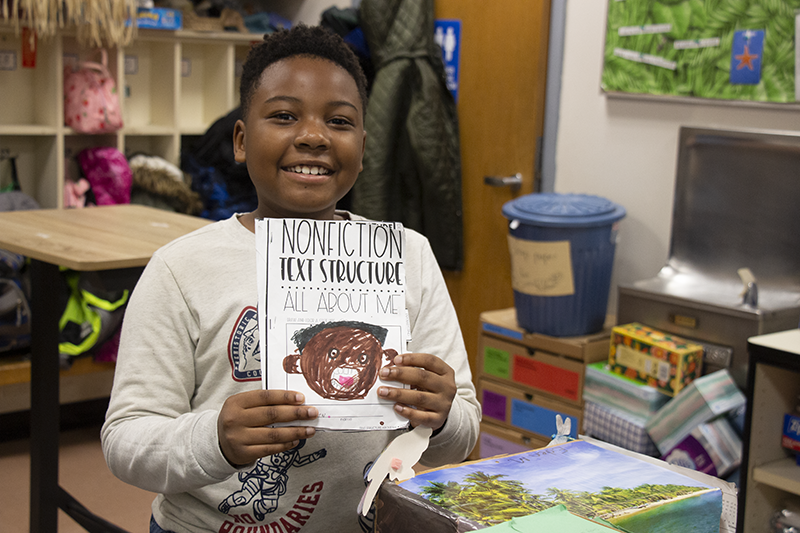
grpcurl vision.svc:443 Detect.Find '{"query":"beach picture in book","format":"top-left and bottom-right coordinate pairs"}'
top-left (256, 218), bottom-right (409, 431)
top-left (398, 440), bottom-right (722, 533)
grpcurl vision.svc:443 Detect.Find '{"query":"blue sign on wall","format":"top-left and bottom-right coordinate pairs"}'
top-left (434, 19), bottom-right (461, 102)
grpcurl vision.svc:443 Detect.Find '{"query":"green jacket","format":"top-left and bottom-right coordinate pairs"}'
top-left (353, 0), bottom-right (464, 271)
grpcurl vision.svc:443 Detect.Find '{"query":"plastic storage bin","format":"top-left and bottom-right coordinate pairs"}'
top-left (502, 193), bottom-right (625, 336)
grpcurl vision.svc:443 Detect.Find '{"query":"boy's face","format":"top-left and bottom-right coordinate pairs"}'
top-left (234, 56), bottom-right (366, 220)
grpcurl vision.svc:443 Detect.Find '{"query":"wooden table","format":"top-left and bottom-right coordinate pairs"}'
top-left (0, 205), bottom-right (211, 533)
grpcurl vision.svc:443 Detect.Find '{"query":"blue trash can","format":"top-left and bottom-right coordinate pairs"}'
top-left (502, 193), bottom-right (626, 337)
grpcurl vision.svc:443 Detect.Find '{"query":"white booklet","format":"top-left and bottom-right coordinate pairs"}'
top-left (256, 218), bottom-right (410, 431)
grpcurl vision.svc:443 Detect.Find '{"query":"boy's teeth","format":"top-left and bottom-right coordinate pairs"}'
top-left (290, 165), bottom-right (327, 175)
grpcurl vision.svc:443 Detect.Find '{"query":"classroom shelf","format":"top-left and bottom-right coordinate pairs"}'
top-left (0, 355), bottom-right (116, 414)
top-left (752, 457), bottom-right (800, 498)
top-left (739, 329), bottom-right (800, 533)
top-left (0, 25), bottom-right (257, 208)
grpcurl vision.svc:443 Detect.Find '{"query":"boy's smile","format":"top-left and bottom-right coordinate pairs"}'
top-left (234, 55), bottom-right (366, 222)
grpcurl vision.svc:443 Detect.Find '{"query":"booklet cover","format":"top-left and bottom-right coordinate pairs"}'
top-left (256, 218), bottom-right (409, 431)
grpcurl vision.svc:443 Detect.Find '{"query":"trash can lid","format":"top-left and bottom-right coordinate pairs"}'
top-left (502, 193), bottom-right (626, 228)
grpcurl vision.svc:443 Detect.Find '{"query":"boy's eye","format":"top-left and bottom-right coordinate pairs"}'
top-left (329, 117), bottom-right (354, 127)
top-left (271, 112), bottom-right (295, 121)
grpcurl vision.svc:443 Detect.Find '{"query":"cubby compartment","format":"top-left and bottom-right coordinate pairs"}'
top-left (121, 39), bottom-right (177, 132)
top-left (0, 29), bottom-right (59, 131)
top-left (0, 135), bottom-right (59, 207)
top-left (124, 133), bottom-right (180, 163)
top-left (178, 41), bottom-right (235, 134)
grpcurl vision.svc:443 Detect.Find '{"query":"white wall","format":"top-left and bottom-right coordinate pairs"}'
top-left (555, 0), bottom-right (800, 315)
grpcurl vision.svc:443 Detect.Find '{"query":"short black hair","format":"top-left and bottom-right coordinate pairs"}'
top-left (239, 24), bottom-right (369, 121)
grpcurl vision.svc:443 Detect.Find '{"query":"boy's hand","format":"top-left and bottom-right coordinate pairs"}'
top-left (217, 390), bottom-right (318, 467)
top-left (377, 354), bottom-right (456, 432)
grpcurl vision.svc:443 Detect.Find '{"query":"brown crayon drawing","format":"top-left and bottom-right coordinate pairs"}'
top-left (283, 321), bottom-right (398, 400)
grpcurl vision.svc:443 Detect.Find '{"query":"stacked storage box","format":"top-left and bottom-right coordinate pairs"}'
top-left (582, 362), bottom-right (669, 456)
top-left (647, 368), bottom-right (745, 478)
top-left (474, 308), bottom-right (610, 459)
top-left (580, 322), bottom-right (705, 457)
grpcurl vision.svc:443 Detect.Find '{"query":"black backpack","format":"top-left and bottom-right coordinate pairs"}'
top-left (0, 191), bottom-right (39, 355)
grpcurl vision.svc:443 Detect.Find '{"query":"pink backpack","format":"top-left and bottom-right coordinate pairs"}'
top-left (64, 50), bottom-right (123, 134)
top-left (77, 147), bottom-right (132, 205)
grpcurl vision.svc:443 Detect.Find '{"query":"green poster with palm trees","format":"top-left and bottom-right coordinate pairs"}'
top-left (399, 440), bottom-right (722, 532)
top-left (601, 0), bottom-right (799, 103)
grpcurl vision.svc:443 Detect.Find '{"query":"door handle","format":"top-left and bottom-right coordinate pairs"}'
top-left (484, 173), bottom-right (522, 192)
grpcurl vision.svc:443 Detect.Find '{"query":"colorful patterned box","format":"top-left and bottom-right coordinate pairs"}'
top-left (136, 8), bottom-right (183, 30)
top-left (608, 322), bottom-right (703, 397)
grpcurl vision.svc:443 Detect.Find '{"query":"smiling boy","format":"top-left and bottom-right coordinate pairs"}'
top-left (102, 25), bottom-right (480, 533)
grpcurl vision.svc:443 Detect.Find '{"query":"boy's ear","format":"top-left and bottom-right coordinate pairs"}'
top-left (233, 119), bottom-right (247, 163)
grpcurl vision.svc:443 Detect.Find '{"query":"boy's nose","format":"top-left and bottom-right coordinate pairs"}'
top-left (295, 120), bottom-right (330, 150)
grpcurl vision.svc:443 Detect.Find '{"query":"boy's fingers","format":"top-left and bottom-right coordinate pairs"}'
top-left (242, 426), bottom-right (317, 447)
top-left (391, 353), bottom-right (450, 375)
top-left (253, 404), bottom-right (319, 427)
top-left (380, 353), bottom-right (455, 390)
top-left (255, 389), bottom-right (307, 407)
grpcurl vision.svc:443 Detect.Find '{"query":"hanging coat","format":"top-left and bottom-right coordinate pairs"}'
top-left (353, 0), bottom-right (464, 271)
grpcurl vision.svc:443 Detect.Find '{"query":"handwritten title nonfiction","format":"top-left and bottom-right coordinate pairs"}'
top-left (278, 219), bottom-right (404, 286)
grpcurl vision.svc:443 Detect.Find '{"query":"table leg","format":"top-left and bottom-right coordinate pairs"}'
top-left (29, 259), bottom-right (62, 532)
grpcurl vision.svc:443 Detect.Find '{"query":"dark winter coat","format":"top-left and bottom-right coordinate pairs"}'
top-left (353, 0), bottom-right (464, 271)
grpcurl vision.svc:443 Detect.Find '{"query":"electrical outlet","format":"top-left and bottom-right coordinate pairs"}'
top-left (181, 58), bottom-right (191, 77)
top-left (0, 50), bottom-right (16, 70)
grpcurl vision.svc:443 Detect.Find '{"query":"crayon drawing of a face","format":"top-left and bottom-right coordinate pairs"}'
top-left (283, 321), bottom-right (398, 400)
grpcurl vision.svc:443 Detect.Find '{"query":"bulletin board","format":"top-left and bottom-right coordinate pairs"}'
top-left (601, 0), bottom-right (800, 104)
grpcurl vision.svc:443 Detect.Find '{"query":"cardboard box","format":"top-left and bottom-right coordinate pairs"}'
top-left (479, 378), bottom-right (582, 442)
top-left (782, 413), bottom-right (800, 452)
top-left (136, 7), bottom-right (183, 30)
top-left (476, 420), bottom-right (549, 459)
top-left (582, 400), bottom-right (659, 456)
top-left (479, 334), bottom-right (588, 405)
top-left (608, 322), bottom-right (703, 397)
top-left (378, 439), bottom-right (722, 533)
top-left (661, 417), bottom-right (742, 478)
top-left (646, 369), bottom-right (746, 454)
top-left (480, 308), bottom-right (610, 363)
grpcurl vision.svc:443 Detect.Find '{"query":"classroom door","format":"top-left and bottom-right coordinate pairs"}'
top-left (434, 1), bottom-right (551, 372)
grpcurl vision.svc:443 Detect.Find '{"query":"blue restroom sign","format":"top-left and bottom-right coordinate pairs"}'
top-left (434, 19), bottom-right (461, 102)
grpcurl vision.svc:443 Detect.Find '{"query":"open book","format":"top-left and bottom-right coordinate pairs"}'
top-left (256, 218), bottom-right (409, 431)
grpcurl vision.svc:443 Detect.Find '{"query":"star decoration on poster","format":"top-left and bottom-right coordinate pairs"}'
top-left (730, 30), bottom-right (764, 85)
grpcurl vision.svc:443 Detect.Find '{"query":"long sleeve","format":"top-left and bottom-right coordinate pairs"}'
top-left (403, 230), bottom-right (480, 466)
top-left (101, 252), bottom-right (240, 494)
